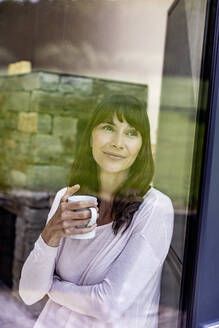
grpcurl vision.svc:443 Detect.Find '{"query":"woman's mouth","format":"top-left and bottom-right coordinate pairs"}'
top-left (103, 152), bottom-right (126, 160)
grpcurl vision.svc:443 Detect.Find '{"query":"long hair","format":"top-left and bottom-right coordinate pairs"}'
top-left (69, 94), bottom-right (154, 235)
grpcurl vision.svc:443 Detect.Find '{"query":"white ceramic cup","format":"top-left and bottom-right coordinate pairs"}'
top-left (67, 195), bottom-right (98, 239)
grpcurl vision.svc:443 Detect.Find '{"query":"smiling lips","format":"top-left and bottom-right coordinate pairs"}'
top-left (103, 151), bottom-right (126, 159)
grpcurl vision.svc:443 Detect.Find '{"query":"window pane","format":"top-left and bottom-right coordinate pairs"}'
top-left (0, 1), bottom-right (208, 327)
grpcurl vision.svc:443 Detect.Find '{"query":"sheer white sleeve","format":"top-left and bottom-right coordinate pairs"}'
top-left (18, 187), bottom-right (67, 305)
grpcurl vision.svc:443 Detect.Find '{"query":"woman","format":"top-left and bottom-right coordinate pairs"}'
top-left (19, 95), bottom-right (174, 328)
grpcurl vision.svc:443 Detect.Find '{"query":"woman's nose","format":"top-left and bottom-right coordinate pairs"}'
top-left (111, 132), bottom-right (124, 149)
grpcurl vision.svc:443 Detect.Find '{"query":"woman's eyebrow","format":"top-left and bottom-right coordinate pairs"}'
top-left (102, 120), bottom-right (114, 125)
top-left (102, 120), bottom-right (135, 129)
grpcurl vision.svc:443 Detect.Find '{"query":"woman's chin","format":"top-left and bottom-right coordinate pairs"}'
top-left (99, 164), bottom-right (129, 175)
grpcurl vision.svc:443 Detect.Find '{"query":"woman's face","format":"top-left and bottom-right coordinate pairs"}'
top-left (90, 114), bottom-right (142, 175)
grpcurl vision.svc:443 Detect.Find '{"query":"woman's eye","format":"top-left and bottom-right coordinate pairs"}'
top-left (102, 125), bottom-right (114, 131)
top-left (127, 129), bottom-right (138, 136)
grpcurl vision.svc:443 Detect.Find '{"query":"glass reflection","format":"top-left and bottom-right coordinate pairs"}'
top-left (0, 0), bottom-right (208, 327)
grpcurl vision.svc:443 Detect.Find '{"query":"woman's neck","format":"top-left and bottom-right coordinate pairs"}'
top-left (99, 169), bottom-right (128, 200)
top-left (96, 170), bottom-right (128, 226)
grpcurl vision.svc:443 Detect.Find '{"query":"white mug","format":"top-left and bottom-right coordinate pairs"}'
top-left (67, 195), bottom-right (98, 239)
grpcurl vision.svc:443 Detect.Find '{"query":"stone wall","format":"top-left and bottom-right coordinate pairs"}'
top-left (0, 71), bottom-right (147, 192)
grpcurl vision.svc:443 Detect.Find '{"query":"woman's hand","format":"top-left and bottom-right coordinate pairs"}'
top-left (41, 185), bottom-right (98, 247)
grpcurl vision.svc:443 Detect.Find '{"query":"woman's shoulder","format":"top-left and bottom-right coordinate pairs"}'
top-left (143, 187), bottom-right (173, 210)
top-left (132, 187), bottom-right (174, 233)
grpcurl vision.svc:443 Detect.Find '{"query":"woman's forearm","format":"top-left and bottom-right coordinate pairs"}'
top-left (48, 277), bottom-right (119, 322)
top-left (19, 235), bottom-right (58, 305)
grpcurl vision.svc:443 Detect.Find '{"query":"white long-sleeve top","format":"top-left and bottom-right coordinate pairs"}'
top-left (19, 187), bottom-right (174, 328)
